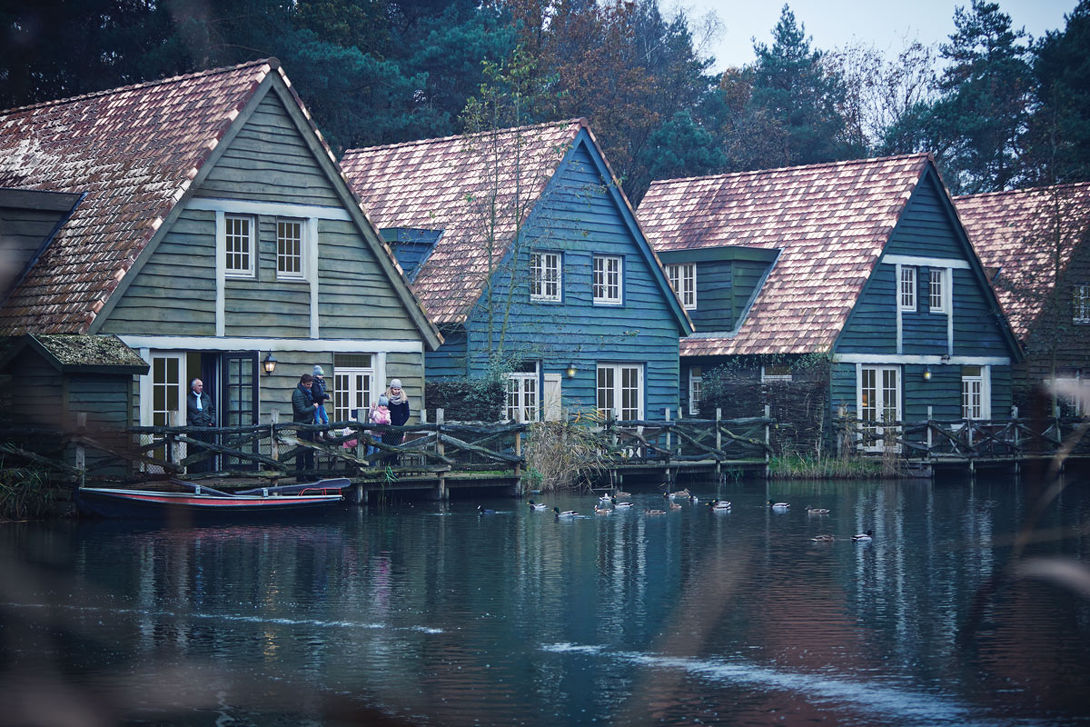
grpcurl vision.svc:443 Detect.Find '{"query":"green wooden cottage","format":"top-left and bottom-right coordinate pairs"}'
top-left (638, 154), bottom-right (1022, 452)
top-left (955, 182), bottom-right (1090, 417)
top-left (0, 59), bottom-right (440, 463)
top-left (340, 120), bottom-right (692, 422)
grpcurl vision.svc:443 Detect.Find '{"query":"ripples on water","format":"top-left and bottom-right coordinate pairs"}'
top-left (2, 475), bottom-right (1089, 725)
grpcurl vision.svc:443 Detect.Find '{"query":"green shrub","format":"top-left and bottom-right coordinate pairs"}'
top-left (425, 377), bottom-right (506, 422)
top-left (0, 460), bottom-right (56, 520)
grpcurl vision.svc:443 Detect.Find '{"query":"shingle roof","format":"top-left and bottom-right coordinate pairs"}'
top-left (638, 154), bottom-right (932, 357)
top-left (340, 120), bottom-right (584, 325)
top-left (0, 60), bottom-right (282, 334)
top-left (954, 182), bottom-right (1090, 341)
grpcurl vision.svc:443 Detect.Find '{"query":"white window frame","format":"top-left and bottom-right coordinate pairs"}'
top-left (929, 267), bottom-right (948, 314)
top-left (688, 367), bottom-right (702, 416)
top-left (961, 366), bottom-right (990, 421)
top-left (597, 363), bottom-right (643, 421)
top-left (899, 265), bottom-right (916, 312)
top-left (1074, 283), bottom-right (1090, 324)
top-left (333, 366), bottom-right (374, 422)
top-left (858, 364), bottom-right (901, 452)
top-left (761, 364), bottom-right (792, 382)
top-left (593, 255), bottom-right (623, 305)
top-left (530, 252), bottom-right (562, 302)
top-left (276, 217), bottom-right (305, 280)
top-left (1052, 370), bottom-right (1087, 417)
top-left (224, 214), bottom-right (255, 278)
top-left (666, 263), bottom-right (696, 310)
top-left (507, 371), bottom-right (539, 423)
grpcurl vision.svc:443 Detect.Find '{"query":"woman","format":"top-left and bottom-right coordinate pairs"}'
top-left (383, 379), bottom-right (410, 464)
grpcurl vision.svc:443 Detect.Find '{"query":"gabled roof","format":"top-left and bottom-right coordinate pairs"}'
top-left (0, 59), bottom-right (440, 348)
top-left (954, 182), bottom-right (1090, 341)
top-left (638, 154), bottom-right (933, 357)
top-left (0, 333), bottom-right (148, 374)
top-left (341, 120), bottom-right (691, 333)
top-left (341, 120), bottom-right (582, 325)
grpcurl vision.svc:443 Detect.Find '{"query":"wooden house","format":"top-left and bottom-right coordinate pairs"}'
top-left (637, 154), bottom-right (1021, 452)
top-left (955, 182), bottom-right (1090, 416)
top-left (0, 60), bottom-right (440, 461)
top-left (340, 120), bottom-right (692, 422)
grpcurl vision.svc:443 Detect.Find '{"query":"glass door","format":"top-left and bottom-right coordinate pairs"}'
top-left (859, 365), bottom-right (900, 452)
top-left (221, 352), bottom-right (258, 469)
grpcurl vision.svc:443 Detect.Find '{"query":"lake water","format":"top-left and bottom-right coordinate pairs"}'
top-left (3, 474), bottom-right (1090, 726)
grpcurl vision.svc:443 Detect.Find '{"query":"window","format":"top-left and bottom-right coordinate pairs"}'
top-left (1075, 284), bottom-right (1090, 324)
top-left (530, 252), bottom-right (561, 302)
top-left (593, 255), bottom-right (622, 304)
top-left (507, 365), bottom-right (539, 423)
top-left (333, 357), bottom-right (374, 422)
top-left (665, 263), bottom-right (696, 309)
top-left (225, 214), bottom-right (255, 276)
top-left (688, 366), bottom-right (702, 416)
top-left (929, 268), bottom-right (947, 313)
top-left (859, 365), bottom-right (900, 452)
top-left (961, 366), bottom-right (988, 420)
top-left (597, 364), bottom-right (643, 420)
top-left (277, 218), bottom-right (304, 279)
top-left (761, 364), bottom-right (792, 382)
top-left (1053, 370), bottom-right (1087, 417)
top-left (900, 266), bottom-right (916, 311)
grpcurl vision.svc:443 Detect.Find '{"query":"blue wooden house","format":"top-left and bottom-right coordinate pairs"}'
top-left (0, 59), bottom-right (441, 465)
top-left (341, 120), bottom-right (692, 422)
top-left (638, 154), bottom-right (1022, 451)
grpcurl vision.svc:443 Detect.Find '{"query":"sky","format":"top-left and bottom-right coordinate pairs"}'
top-left (673, 0), bottom-right (1080, 71)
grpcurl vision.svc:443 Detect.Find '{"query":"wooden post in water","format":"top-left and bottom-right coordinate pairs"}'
top-left (926, 405), bottom-right (934, 481)
top-left (436, 408), bottom-right (447, 501)
top-left (764, 405), bottom-right (771, 479)
top-left (664, 408), bottom-right (672, 484)
top-left (715, 408), bottom-right (722, 480)
top-left (1012, 405), bottom-right (1020, 476)
top-left (74, 412), bottom-right (86, 487)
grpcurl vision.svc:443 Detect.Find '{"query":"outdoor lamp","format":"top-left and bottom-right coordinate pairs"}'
top-left (566, 363), bottom-right (577, 378)
top-left (923, 367), bottom-right (932, 382)
top-left (263, 353), bottom-right (278, 376)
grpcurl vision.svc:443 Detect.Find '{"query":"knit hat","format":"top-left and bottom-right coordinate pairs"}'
top-left (389, 379), bottom-right (402, 389)
top-left (378, 395), bottom-right (389, 406)
top-left (313, 365), bottom-right (324, 376)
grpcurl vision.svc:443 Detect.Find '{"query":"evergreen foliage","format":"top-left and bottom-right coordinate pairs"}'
top-left (424, 377), bottom-right (506, 422)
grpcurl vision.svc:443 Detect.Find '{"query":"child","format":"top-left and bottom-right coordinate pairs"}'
top-left (366, 395), bottom-right (391, 462)
top-left (312, 365), bottom-right (330, 434)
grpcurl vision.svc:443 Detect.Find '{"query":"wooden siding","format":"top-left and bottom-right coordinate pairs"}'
top-left (442, 139), bottom-right (681, 416)
top-left (885, 172), bottom-right (965, 260)
top-left (692, 259), bottom-right (732, 330)
top-left (835, 263), bottom-right (898, 355)
top-left (196, 92), bottom-right (342, 207)
top-left (424, 329), bottom-right (468, 379)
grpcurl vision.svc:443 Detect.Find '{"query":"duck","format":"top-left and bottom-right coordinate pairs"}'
top-left (806, 506), bottom-right (830, 515)
top-left (599, 493), bottom-right (615, 504)
top-left (668, 501), bottom-right (682, 511)
top-left (611, 499), bottom-right (634, 509)
top-left (594, 504), bottom-right (612, 515)
top-left (688, 494), bottom-right (700, 504)
top-left (614, 490), bottom-right (632, 498)
top-left (528, 500), bottom-right (548, 511)
top-left (810, 534), bottom-right (836, 542)
top-left (478, 505), bottom-right (497, 515)
top-left (769, 500), bottom-right (790, 511)
top-left (665, 488), bottom-right (690, 499)
top-left (708, 500), bottom-right (731, 511)
top-left (645, 508), bottom-right (666, 516)
top-left (852, 530), bottom-right (874, 542)
top-left (554, 507), bottom-right (578, 518)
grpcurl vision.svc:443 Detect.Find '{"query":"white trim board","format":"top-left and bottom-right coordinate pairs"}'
top-left (120, 335), bottom-right (424, 354)
top-left (835, 353), bottom-right (1010, 365)
top-left (186, 197), bottom-right (353, 221)
top-left (881, 254), bottom-right (970, 270)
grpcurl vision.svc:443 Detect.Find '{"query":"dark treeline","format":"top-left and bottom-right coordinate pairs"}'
top-left (2, 0), bottom-right (1088, 200)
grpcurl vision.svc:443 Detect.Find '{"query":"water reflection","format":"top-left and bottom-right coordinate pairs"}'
top-left (1, 474), bottom-right (1089, 725)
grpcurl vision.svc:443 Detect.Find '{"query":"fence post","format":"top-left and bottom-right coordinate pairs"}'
top-left (665, 407), bottom-right (672, 458)
top-left (166, 410), bottom-right (178, 468)
top-left (74, 412), bottom-right (87, 486)
top-left (926, 405), bottom-right (933, 453)
top-left (715, 408), bottom-right (722, 480)
top-left (1012, 405), bottom-right (1020, 476)
top-left (764, 404), bottom-right (771, 479)
top-left (269, 409), bottom-right (279, 464)
top-left (436, 408), bottom-right (447, 501)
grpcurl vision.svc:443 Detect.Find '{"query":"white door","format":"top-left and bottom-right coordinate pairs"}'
top-left (858, 365), bottom-right (900, 452)
top-left (543, 373), bottom-right (562, 421)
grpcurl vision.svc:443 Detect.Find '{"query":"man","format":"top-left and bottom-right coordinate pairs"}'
top-left (186, 378), bottom-right (216, 473)
top-left (292, 373), bottom-right (317, 480)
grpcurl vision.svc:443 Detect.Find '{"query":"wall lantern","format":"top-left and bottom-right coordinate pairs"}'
top-left (566, 363), bottom-right (577, 379)
top-left (262, 353), bottom-right (278, 376)
top-left (923, 367), bottom-right (932, 382)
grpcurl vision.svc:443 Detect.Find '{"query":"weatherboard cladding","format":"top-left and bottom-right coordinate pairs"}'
top-left (638, 154), bottom-right (931, 357)
top-left (340, 120), bottom-right (584, 325)
top-left (955, 182), bottom-right (1090, 341)
top-left (0, 60), bottom-right (275, 334)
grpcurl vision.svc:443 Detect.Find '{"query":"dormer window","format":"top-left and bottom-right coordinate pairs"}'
top-left (665, 263), bottom-right (696, 309)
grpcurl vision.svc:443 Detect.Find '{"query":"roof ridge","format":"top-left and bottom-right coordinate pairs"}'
top-left (647, 153), bottom-right (931, 188)
top-left (0, 58), bottom-right (277, 116)
top-left (344, 118), bottom-right (584, 156)
top-left (955, 180), bottom-right (1090, 201)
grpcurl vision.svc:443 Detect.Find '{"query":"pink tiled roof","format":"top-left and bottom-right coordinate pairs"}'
top-left (341, 120), bottom-right (584, 325)
top-left (0, 60), bottom-right (280, 334)
top-left (638, 154), bottom-right (932, 356)
top-left (954, 182), bottom-right (1090, 341)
